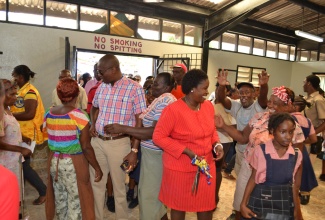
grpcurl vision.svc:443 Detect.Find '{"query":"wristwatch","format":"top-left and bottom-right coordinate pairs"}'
top-left (131, 148), bottom-right (138, 153)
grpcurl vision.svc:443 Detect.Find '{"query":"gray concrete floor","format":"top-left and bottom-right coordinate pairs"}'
top-left (23, 152), bottom-right (325, 220)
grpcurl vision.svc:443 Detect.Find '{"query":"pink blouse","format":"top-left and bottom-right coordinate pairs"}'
top-left (250, 139), bottom-right (302, 184)
top-left (245, 112), bottom-right (305, 163)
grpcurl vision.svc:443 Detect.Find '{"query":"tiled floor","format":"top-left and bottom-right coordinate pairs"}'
top-left (23, 149), bottom-right (325, 220)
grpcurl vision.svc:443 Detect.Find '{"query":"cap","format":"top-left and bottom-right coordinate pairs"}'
top-left (173, 63), bottom-right (187, 73)
top-left (237, 82), bottom-right (255, 90)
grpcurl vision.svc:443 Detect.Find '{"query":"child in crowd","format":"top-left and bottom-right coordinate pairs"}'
top-left (240, 113), bottom-right (303, 220)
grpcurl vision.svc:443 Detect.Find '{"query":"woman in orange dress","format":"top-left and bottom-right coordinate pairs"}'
top-left (153, 69), bottom-right (224, 220)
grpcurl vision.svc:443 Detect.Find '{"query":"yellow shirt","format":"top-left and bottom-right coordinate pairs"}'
top-left (10, 83), bottom-right (47, 144)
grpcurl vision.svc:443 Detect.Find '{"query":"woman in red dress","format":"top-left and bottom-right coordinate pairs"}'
top-left (153, 69), bottom-right (224, 220)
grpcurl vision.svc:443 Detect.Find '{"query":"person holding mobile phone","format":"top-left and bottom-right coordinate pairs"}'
top-left (89, 54), bottom-right (147, 220)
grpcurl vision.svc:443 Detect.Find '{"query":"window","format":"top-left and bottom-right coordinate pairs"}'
top-left (184, 25), bottom-right (202, 46)
top-left (238, 35), bottom-right (252, 54)
top-left (237, 66), bottom-right (265, 85)
top-left (162, 20), bottom-right (182, 43)
top-left (278, 44), bottom-right (289, 60)
top-left (320, 53), bottom-right (325, 61)
top-left (0, 0), bottom-right (5, 21)
top-left (46, 1), bottom-right (77, 29)
top-left (222, 32), bottom-right (236, 51)
top-left (253, 39), bottom-right (265, 56)
top-left (209, 36), bottom-right (221, 49)
top-left (310, 51), bottom-right (318, 61)
top-left (299, 50), bottom-right (309, 61)
top-left (266, 41), bottom-right (277, 58)
top-left (80, 6), bottom-right (108, 33)
top-left (110, 11), bottom-right (136, 37)
top-left (290, 46), bottom-right (296, 61)
top-left (9, 1), bottom-right (43, 25)
top-left (138, 16), bottom-right (160, 40)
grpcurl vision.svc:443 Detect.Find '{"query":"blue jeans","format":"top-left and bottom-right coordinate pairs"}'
top-left (23, 157), bottom-right (47, 196)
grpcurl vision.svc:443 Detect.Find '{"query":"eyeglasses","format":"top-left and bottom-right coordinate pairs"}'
top-left (97, 66), bottom-right (115, 75)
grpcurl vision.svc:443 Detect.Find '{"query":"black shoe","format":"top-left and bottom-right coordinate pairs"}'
top-left (106, 196), bottom-right (115, 213)
top-left (300, 194), bottom-right (310, 205)
top-left (128, 196), bottom-right (138, 209)
top-left (126, 189), bottom-right (134, 202)
top-left (319, 174), bottom-right (325, 181)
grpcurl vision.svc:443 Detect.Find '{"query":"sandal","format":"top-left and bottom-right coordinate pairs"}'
top-left (33, 196), bottom-right (46, 205)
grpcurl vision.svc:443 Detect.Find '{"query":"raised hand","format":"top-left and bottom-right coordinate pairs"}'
top-left (258, 70), bottom-right (270, 86)
top-left (216, 69), bottom-right (228, 86)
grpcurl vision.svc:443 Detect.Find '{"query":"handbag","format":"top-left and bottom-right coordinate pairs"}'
top-left (310, 136), bottom-right (324, 155)
top-left (247, 148), bottom-right (298, 220)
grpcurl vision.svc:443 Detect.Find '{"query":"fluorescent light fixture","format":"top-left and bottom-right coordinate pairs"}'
top-left (295, 30), bottom-right (324, 42)
top-left (143, 0), bottom-right (164, 2)
top-left (209, 0), bottom-right (223, 3)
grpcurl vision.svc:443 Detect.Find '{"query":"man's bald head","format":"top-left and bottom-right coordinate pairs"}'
top-left (97, 54), bottom-right (122, 84)
top-left (99, 54), bottom-right (120, 70)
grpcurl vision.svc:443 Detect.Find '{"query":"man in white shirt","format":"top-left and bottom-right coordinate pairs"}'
top-left (216, 70), bottom-right (269, 220)
top-left (52, 69), bottom-right (88, 111)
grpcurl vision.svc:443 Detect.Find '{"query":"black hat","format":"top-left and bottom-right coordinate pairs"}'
top-left (237, 82), bottom-right (255, 90)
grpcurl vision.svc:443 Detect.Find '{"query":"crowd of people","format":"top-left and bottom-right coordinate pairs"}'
top-left (0, 54), bottom-right (324, 220)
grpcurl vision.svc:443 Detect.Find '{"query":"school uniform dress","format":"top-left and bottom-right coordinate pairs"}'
top-left (246, 140), bottom-right (303, 220)
top-left (291, 112), bottom-right (318, 192)
top-left (233, 112), bottom-right (305, 211)
top-left (153, 99), bottom-right (219, 212)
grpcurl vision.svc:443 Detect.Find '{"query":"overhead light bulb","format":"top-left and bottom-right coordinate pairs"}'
top-left (295, 30), bottom-right (324, 42)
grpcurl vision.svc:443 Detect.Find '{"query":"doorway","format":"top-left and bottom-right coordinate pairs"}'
top-left (76, 50), bottom-right (156, 87)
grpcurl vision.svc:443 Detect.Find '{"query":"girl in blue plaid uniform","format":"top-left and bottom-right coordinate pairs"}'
top-left (240, 113), bottom-right (303, 220)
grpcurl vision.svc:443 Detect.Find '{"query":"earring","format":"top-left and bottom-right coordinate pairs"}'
top-left (191, 90), bottom-right (193, 92)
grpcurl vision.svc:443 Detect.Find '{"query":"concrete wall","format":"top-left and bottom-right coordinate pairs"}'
top-left (1, 22), bottom-right (325, 108)
top-left (0, 22), bottom-right (201, 108)
top-left (207, 50), bottom-right (293, 96)
top-left (290, 62), bottom-right (325, 96)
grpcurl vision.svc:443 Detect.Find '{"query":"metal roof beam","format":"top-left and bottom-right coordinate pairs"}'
top-left (60, 0), bottom-right (206, 26)
top-left (154, 0), bottom-right (212, 15)
top-left (288, 0), bottom-right (325, 15)
top-left (205, 0), bottom-right (277, 42)
top-left (242, 19), bottom-right (296, 38)
top-left (230, 24), bottom-right (298, 45)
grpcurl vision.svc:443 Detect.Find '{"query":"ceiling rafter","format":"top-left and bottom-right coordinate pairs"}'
top-left (288, 0), bottom-right (325, 14)
top-left (204, 0), bottom-right (277, 42)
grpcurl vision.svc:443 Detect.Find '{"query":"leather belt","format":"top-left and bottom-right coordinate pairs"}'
top-left (97, 133), bottom-right (129, 141)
